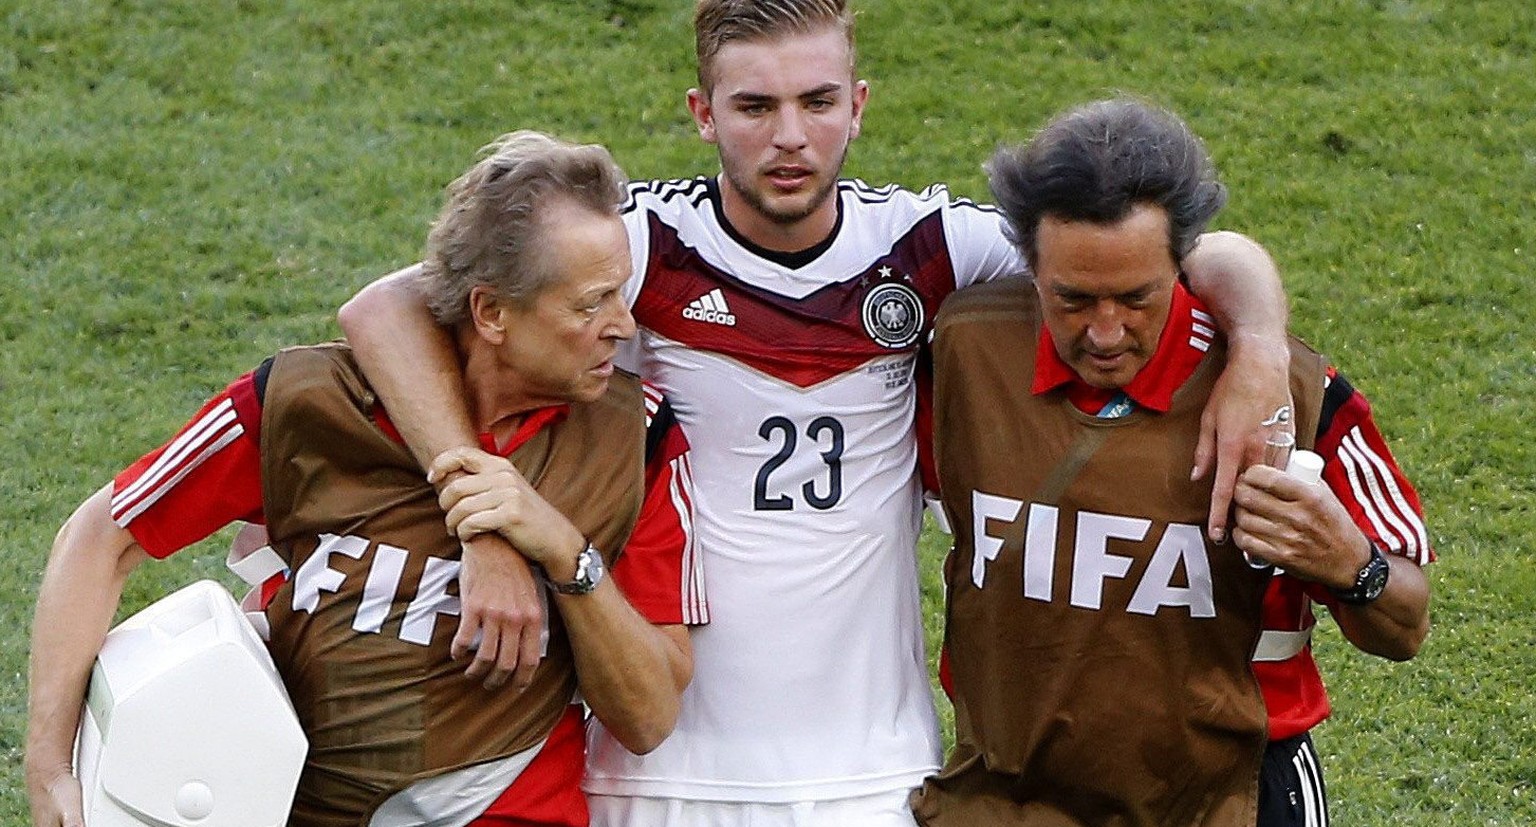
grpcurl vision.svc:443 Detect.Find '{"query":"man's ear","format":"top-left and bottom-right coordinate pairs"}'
top-left (847, 79), bottom-right (870, 142)
top-left (468, 285), bottom-right (507, 345)
top-left (687, 87), bottom-right (718, 144)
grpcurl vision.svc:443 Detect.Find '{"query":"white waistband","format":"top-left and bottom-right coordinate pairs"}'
top-left (226, 523), bottom-right (286, 586)
top-left (1253, 629), bottom-right (1312, 662)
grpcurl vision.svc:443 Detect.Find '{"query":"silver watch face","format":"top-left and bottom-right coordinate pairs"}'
top-left (1361, 558), bottom-right (1389, 600)
top-left (583, 547), bottom-right (606, 583)
top-left (561, 545), bottom-right (604, 594)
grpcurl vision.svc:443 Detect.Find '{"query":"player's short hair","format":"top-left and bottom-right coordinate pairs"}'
top-left (985, 98), bottom-right (1227, 269)
top-left (694, 0), bottom-right (856, 94)
top-left (417, 131), bottom-right (627, 326)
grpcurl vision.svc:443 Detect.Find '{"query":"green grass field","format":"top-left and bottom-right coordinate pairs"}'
top-left (3, 1), bottom-right (1533, 823)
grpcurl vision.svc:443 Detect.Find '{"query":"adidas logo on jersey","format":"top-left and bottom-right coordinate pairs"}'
top-left (683, 288), bottom-right (737, 326)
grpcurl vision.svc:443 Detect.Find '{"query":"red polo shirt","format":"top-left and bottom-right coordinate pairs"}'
top-left (1033, 280), bottom-right (1216, 416)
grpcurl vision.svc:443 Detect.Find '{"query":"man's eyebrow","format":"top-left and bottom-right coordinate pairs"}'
top-left (1051, 283), bottom-right (1093, 298)
top-left (798, 82), bottom-right (842, 99)
top-left (726, 90), bottom-right (775, 104)
top-left (726, 82), bottom-right (843, 104)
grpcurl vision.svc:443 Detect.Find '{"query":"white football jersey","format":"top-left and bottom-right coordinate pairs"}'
top-left (584, 177), bottom-right (1023, 802)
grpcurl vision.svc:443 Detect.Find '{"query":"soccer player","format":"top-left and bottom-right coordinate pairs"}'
top-left (25, 132), bottom-right (705, 827)
top-left (915, 98), bottom-right (1429, 826)
top-left (337, 2), bottom-right (1295, 824)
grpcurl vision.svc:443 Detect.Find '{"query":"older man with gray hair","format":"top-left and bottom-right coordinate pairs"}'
top-left (26, 131), bottom-right (705, 827)
top-left (917, 99), bottom-right (1429, 826)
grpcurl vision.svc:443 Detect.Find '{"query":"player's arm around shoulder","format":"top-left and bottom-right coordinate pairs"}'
top-left (343, 268), bottom-right (555, 689)
top-left (337, 263), bottom-right (479, 467)
top-left (26, 486), bottom-right (151, 827)
top-left (1183, 230), bottom-right (1294, 543)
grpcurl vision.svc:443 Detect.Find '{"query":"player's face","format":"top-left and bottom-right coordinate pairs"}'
top-left (687, 26), bottom-right (868, 251)
top-left (482, 204), bottom-right (635, 409)
top-left (1032, 204), bottom-right (1178, 390)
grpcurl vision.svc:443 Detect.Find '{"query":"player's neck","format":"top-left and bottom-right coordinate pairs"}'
top-left (717, 176), bottom-right (839, 255)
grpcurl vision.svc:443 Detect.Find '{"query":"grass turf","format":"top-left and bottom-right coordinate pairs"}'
top-left (3, 1), bottom-right (1533, 822)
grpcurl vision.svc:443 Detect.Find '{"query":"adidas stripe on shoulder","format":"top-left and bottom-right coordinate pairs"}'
top-left (624, 177), bottom-right (711, 214)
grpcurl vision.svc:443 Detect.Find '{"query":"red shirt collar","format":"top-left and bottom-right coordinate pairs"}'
top-left (373, 404), bottom-right (570, 458)
top-left (1033, 281), bottom-right (1217, 415)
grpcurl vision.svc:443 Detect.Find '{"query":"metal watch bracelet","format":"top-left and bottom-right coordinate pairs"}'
top-left (547, 541), bottom-right (605, 596)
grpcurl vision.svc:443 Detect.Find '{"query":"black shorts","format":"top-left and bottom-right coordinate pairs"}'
top-left (1258, 732), bottom-right (1330, 827)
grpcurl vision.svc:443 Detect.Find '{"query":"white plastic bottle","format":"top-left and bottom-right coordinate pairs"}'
top-left (1286, 449), bottom-right (1325, 487)
top-left (1244, 449), bottom-right (1327, 570)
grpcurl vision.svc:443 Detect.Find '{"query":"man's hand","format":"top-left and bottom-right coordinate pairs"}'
top-left (26, 763), bottom-right (84, 827)
top-left (1237, 462), bottom-right (1431, 660)
top-left (1193, 334), bottom-right (1292, 543)
top-left (429, 447), bottom-right (585, 570)
top-left (456, 532), bottom-right (546, 691)
top-left (428, 447), bottom-right (576, 690)
top-left (1230, 463), bottom-right (1370, 588)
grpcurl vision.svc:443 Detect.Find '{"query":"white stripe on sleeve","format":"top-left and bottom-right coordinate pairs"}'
top-left (670, 452), bottom-right (707, 625)
top-left (110, 399), bottom-right (244, 526)
top-left (1339, 427), bottom-right (1429, 564)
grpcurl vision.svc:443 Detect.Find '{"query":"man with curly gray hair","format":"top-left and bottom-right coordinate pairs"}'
top-left (917, 98), bottom-right (1429, 827)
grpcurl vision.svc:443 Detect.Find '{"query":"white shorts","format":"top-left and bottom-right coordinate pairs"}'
top-left (587, 788), bottom-right (917, 827)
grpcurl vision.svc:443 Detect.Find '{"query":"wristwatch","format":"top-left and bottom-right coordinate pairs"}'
top-left (1332, 542), bottom-right (1390, 605)
top-left (547, 542), bottom-right (606, 595)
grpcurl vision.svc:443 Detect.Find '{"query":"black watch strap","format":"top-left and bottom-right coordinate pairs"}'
top-left (1332, 542), bottom-right (1390, 605)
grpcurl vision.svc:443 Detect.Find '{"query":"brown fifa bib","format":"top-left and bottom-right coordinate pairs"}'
top-left (916, 280), bottom-right (1324, 827)
top-left (255, 343), bottom-right (644, 826)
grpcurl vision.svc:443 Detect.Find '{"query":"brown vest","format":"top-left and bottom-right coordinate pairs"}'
top-left (914, 281), bottom-right (1325, 827)
top-left (256, 343), bottom-right (644, 826)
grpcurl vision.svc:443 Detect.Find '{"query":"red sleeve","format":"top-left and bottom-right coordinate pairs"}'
top-left (610, 385), bottom-right (708, 626)
top-left (110, 370), bottom-right (266, 558)
top-left (1307, 366), bottom-right (1434, 603)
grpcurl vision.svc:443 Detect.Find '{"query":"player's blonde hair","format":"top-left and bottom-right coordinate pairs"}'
top-left (417, 131), bottom-right (627, 326)
top-left (694, 0), bottom-right (856, 94)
